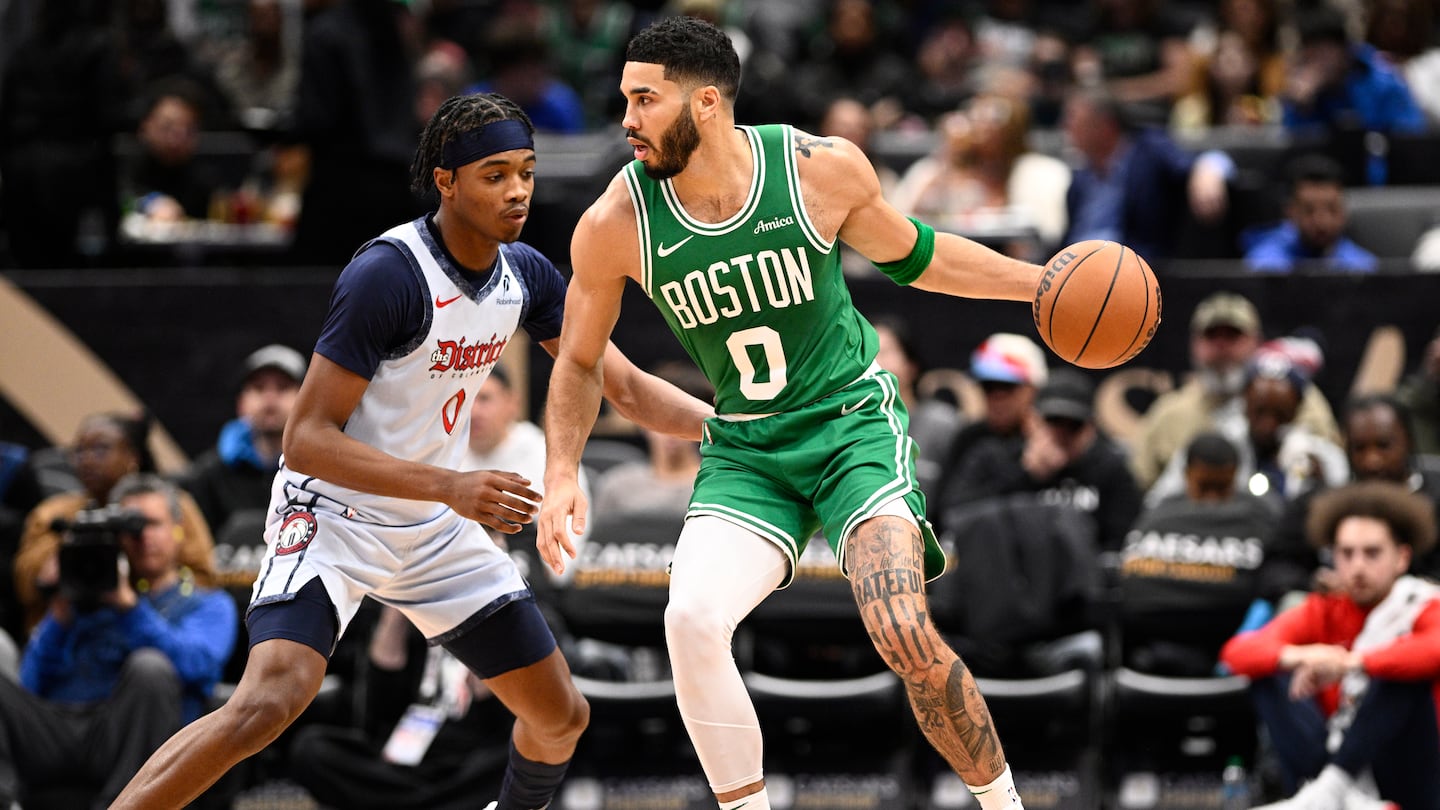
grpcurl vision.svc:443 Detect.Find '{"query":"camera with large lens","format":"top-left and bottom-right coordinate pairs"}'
top-left (52, 505), bottom-right (147, 611)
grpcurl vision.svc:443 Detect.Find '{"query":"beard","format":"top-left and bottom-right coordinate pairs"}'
top-left (1198, 365), bottom-right (1247, 399)
top-left (639, 109), bottom-right (701, 180)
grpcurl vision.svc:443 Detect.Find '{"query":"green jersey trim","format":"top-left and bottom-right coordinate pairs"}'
top-left (833, 371), bottom-right (916, 565)
top-left (621, 164), bottom-right (654, 296)
top-left (687, 501), bottom-right (801, 558)
top-left (781, 126), bottom-right (834, 255)
top-left (659, 126), bottom-right (765, 235)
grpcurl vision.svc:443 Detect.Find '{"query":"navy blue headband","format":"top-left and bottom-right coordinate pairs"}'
top-left (440, 120), bottom-right (534, 170)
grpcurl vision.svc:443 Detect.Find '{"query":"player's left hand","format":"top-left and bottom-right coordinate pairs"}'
top-left (536, 476), bottom-right (587, 576)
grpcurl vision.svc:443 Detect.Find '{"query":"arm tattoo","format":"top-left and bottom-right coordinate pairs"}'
top-left (794, 135), bottom-right (836, 159)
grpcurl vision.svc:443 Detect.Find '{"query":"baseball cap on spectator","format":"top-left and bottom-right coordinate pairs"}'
top-left (1190, 292), bottom-right (1261, 336)
top-left (1035, 370), bottom-right (1095, 423)
top-left (240, 344), bottom-right (307, 388)
top-left (970, 333), bottom-right (1048, 386)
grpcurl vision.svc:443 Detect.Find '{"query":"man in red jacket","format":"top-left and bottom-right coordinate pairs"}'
top-left (1221, 481), bottom-right (1440, 810)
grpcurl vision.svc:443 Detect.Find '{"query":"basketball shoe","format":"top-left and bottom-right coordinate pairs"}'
top-left (1251, 766), bottom-right (1399, 810)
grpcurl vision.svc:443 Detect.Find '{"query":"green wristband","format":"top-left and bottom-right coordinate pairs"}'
top-left (873, 217), bottom-right (935, 286)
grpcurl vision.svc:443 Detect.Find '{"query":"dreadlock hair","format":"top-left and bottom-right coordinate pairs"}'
top-left (625, 16), bottom-right (741, 101)
top-left (410, 93), bottom-right (534, 200)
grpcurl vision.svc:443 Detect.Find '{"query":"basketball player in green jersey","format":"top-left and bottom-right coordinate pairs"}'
top-left (539, 17), bottom-right (1039, 810)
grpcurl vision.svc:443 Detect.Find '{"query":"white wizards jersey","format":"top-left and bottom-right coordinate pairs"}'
top-left (281, 220), bottom-right (525, 525)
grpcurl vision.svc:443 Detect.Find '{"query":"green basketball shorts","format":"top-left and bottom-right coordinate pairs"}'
top-left (688, 367), bottom-right (945, 588)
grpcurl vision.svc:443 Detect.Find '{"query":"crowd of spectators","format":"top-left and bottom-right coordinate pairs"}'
top-left (3, 0), bottom-right (1440, 807)
top-left (2, 0), bottom-right (1439, 271)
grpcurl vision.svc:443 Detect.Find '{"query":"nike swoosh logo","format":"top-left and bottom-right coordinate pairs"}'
top-left (840, 393), bottom-right (873, 416)
top-left (656, 235), bottom-right (695, 258)
top-left (435, 293), bottom-right (464, 308)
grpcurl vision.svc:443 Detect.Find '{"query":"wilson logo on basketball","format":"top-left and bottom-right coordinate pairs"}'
top-left (275, 512), bottom-right (318, 555)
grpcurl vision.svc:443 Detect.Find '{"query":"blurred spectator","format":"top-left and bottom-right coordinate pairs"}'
top-left (1071, 0), bottom-right (1197, 116)
top-left (871, 316), bottom-right (962, 497)
top-left (1130, 291), bottom-right (1341, 491)
top-left (1281, 6), bottom-right (1427, 137)
top-left (1365, 0), bottom-right (1440, 125)
top-left (462, 365), bottom-right (590, 554)
top-left (1365, 0), bottom-right (1440, 124)
top-left (940, 368), bottom-right (1141, 550)
top-left (931, 333), bottom-right (1048, 529)
top-left (0, 0), bottom-right (129, 267)
top-left (591, 361), bottom-right (709, 521)
top-left (892, 109), bottom-right (986, 220)
top-left (213, 0), bottom-right (301, 133)
top-left (818, 96), bottom-right (898, 277)
top-left (180, 344), bottom-right (305, 567)
top-left (289, 605), bottom-right (513, 809)
top-left (114, 0), bottom-right (233, 127)
top-left (1183, 0), bottom-right (1287, 111)
top-left (415, 40), bottom-right (473, 128)
top-left (904, 10), bottom-right (979, 122)
top-left (1269, 394), bottom-right (1440, 598)
top-left (538, 0), bottom-right (637, 130)
top-left (14, 413), bottom-right (216, 636)
top-left (289, 0), bottom-right (426, 265)
top-left (1060, 86), bottom-right (1233, 262)
top-left (789, 0), bottom-right (914, 131)
top-left (1119, 431), bottom-right (1279, 676)
top-left (821, 95), bottom-right (896, 194)
top-left (894, 93), bottom-right (1069, 258)
top-left (1243, 153), bottom-right (1379, 273)
top-left (0, 474), bottom-right (235, 807)
top-left (469, 16), bottom-right (586, 134)
top-left (1025, 27), bottom-right (1074, 128)
top-left (1146, 343), bottom-right (1350, 508)
top-left (1396, 328), bottom-right (1440, 456)
top-left (1221, 481), bottom-right (1440, 809)
top-left (971, 0), bottom-right (1040, 69)
top-left (1171, 29), bottom-right (1282, 134)
top-left (119, 79), bottom-right (226, 224)
top-left (1244, 350), bottom-right (1351, 501)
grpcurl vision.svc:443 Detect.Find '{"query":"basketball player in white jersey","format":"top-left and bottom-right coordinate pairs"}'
top-left (112, 93), bottom-right (712, 810)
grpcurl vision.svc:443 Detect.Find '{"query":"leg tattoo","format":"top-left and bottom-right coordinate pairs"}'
top-left (850, 518), bottom-right (1007, 783)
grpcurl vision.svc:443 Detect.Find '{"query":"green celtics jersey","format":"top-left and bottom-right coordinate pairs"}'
top-left (622, 124), bottom-right (878, 415)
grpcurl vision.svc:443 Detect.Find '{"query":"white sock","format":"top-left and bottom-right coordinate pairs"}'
top-left (718, 787), bottom-right (769, 809)
top-left (967, 764), bottom-right (1024, 810)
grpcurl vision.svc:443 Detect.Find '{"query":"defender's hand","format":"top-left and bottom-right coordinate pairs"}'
top-left (450, 470), bottom-right (541, 535)
top-left (536, 477), bottom-right (587, 576)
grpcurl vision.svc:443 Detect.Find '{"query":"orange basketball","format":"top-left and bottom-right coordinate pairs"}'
top-left (1032, 240), bottom-right (1162, 369)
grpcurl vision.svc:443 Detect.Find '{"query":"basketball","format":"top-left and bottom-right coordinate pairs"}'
top-left (1032, 240), bottom-right (1162, 369)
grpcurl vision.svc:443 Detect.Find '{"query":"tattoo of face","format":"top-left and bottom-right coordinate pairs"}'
top-left (945, 660), bottom-right (1004, 773)
top-left (794, 134), bottom-right (836, 159)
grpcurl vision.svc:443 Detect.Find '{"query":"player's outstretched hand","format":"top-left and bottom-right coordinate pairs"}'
top-left (452, 470), bottom-right (541, 534)
top-left (536, 477), bottom-right (587, 576)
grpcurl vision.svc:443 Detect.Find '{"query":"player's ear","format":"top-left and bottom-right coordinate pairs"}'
top-left (433, 166), bottom-right (455, 197)
top-left (694, 84), bottom-right (722, 122)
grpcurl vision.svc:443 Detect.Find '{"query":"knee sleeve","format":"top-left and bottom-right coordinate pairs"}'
top-left (666, 516), bottom-right (787, 794)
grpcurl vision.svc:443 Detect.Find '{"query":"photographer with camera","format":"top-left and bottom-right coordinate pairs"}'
top-left (14, 412), bottom-right (218, 636)
top-left (0, 474), bottom-right (236, 809)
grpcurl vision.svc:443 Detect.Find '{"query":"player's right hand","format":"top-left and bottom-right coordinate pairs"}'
top-left (536, 476), bottom-right (587, 576)
top-left (452, 470), bottom-right (541, 534)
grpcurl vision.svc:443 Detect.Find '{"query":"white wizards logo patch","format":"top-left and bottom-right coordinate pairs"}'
top-left (275, 512), bottom-right (318, 555)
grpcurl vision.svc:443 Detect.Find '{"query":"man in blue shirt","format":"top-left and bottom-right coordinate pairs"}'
top-left (0, 474), bottom-right (235, 808)
top-left (1244, 154), bottom-right (1378, 273)
top-left (1282, 7), bottom-right (1427, 138)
